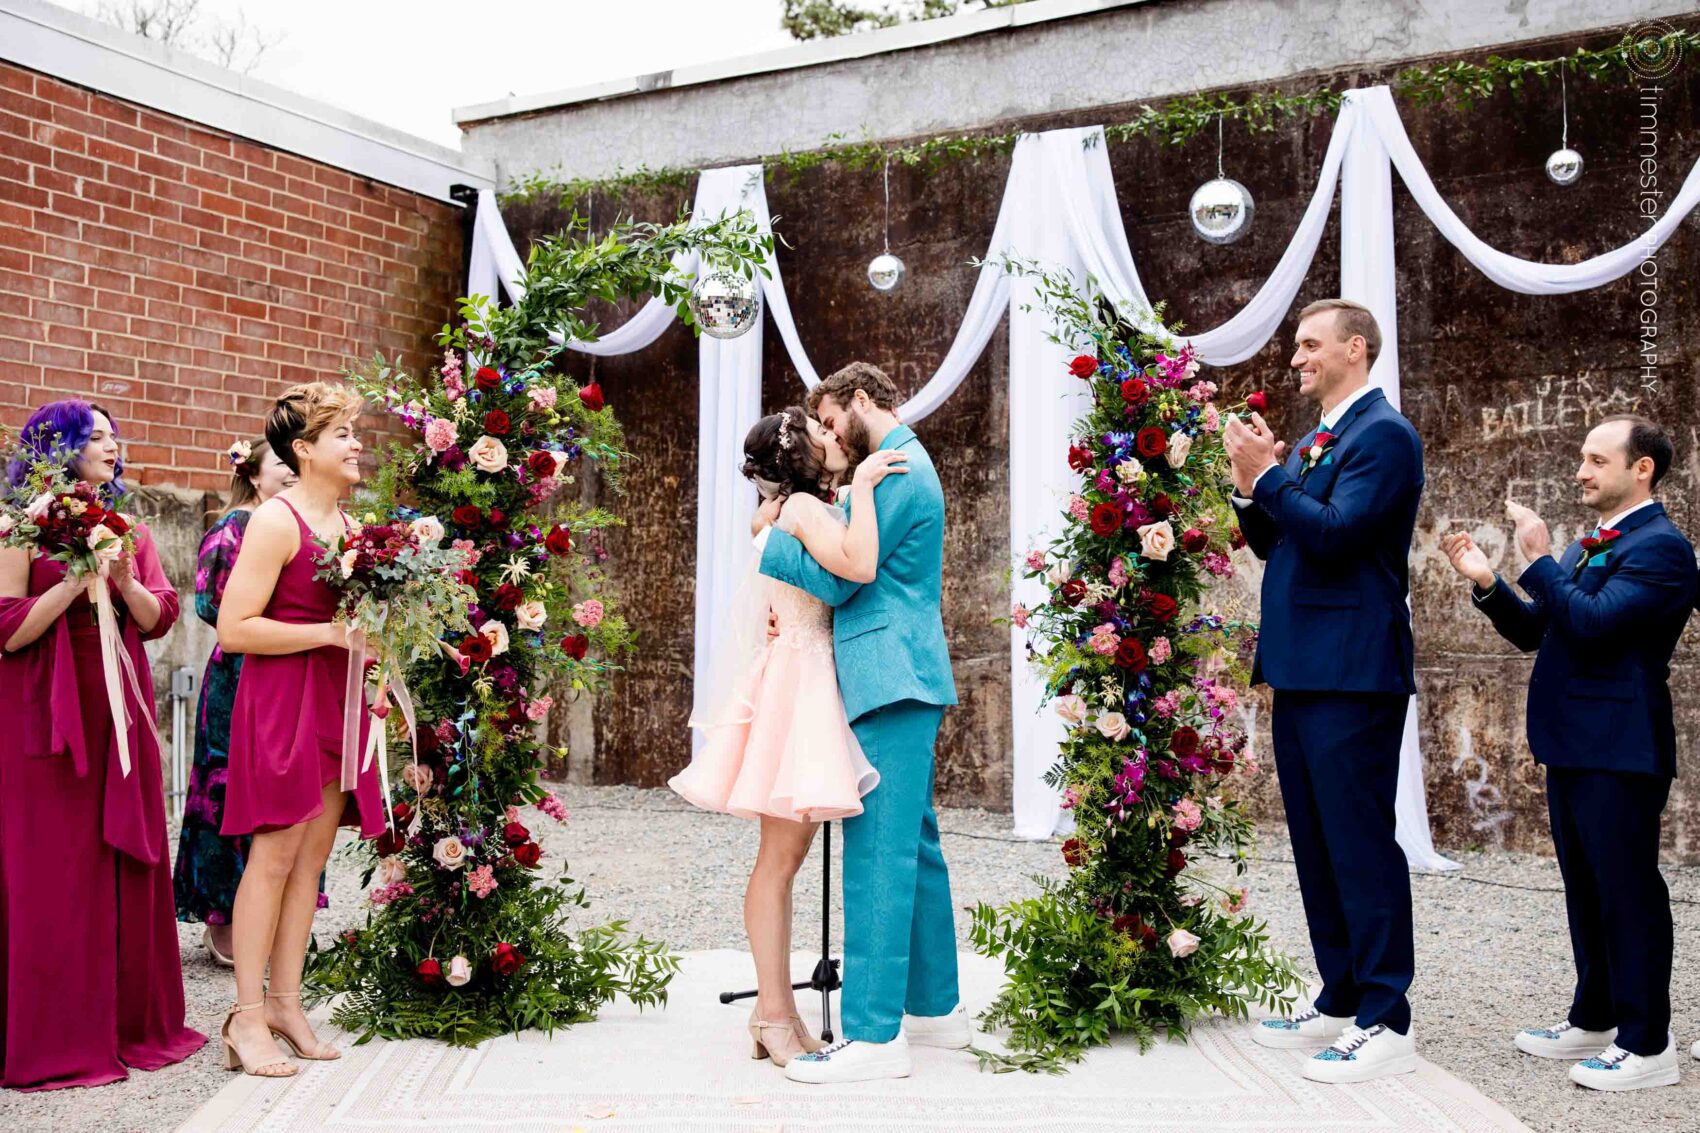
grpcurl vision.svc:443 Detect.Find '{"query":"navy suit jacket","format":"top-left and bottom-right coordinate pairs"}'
top-left (1238, 387), bottom-right (1424, 694)
top-left (1472, 502), bottom-right (1696, 777)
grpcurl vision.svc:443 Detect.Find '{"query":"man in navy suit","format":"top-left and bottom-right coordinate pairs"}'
top-left (1443, 415), bottom-right (1695, 1092)
top-left (1224, 298), bottom-right (1424, 1084)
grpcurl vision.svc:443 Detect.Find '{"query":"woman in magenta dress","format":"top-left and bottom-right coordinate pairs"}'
top-left (0, 399), bottom-right (206, 1090)
top-left (217, 382), bottom-right (383, 1078)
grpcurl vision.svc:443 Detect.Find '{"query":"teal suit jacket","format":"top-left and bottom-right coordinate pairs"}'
top-left (759, 424), bottom-right (958, 724)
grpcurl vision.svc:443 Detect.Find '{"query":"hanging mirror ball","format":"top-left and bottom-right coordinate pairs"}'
top-left (687, 269), bottom-right (761, 339)
top-left (867, 252), bottom-right (907, 292)
top-left (1188, 177), bottom-right (1255, 245)
top-left (1545, 147), bottom-right (1584, 186)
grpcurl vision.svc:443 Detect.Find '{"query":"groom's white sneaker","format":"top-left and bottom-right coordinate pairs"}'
top-left (903, 1005), bottom-right (972, 1049)
top-left (783, 1032), bottom-right (911, 1083)
top-left (1301, 1024), bottom-right (1418, 1084)
top-left (1252, 1003), bottom-right (1353, 1050)
top-left (1514, 1020), bottom-right (1617, 1060)
top-left (1568, 1035), bottom-right (1680, 1092)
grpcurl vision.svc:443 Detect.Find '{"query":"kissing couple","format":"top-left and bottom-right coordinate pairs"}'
top-left (669, 362), bottom-right (967, 1083)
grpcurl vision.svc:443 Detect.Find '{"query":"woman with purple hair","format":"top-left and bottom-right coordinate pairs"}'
top-left (0, 399), bottom-right (205, 1091)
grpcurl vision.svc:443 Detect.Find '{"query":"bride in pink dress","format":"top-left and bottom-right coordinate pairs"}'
top-left (669, 405), bottom-right (907, 1068)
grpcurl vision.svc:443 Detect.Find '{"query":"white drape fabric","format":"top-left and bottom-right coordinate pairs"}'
top-left (466, 85), bottom-right (1700, 863)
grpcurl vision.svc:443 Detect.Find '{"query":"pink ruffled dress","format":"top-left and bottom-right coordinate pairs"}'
top-left (670, 494), bottom-right (878, 822)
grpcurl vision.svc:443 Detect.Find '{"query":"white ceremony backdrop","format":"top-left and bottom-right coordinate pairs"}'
top-left (466, 85), bottom-right (1700, 870)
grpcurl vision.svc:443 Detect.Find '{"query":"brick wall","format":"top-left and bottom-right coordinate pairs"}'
top-left (0, 59), bottom-right (466, 491)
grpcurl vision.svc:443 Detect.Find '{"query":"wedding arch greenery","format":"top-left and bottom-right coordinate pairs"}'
top-left (303, 212), bottom-right (772, 1045)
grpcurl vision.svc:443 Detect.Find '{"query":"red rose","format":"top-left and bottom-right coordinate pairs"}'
top-left (1246, 390), bottom-right (1268, 414)
top-left (527, 450), bottom-right (556, 477)
top-left (1089, 503), bottom-right (1120, 539)
top-left (483, 410), bottom-right (511, 435)
top-left (494, 582), bottom-right (523, 611)
top-left (474, 366), bottom-right (500, 392)
top-left (1181, 527), bottom-right (1209, 554)
top-left (1169, 825), bottom-right (1190, 848)
top-left (1150, 493), bottom-right (1175, 518)
top-left (544, 525), bottom-right (572, 556)
top-left (1112, 914), bottom-right (1137, 937)
top-left (1170, 726), bottom-right (1200, 758)
top-left (503, 820), bottom-right (530, 847)
top-left (487, 508), bottom-right (507, 529)
top-left (1061, 838), bottom-right (1086, 867)
top-left (1147, 593), bottom-right (1178, 623)
top-left (391, 801), bottom-right (412, 826)
top-left (451, 505), bottom-right (482, 528)
top-left (560, 634), bottom-right (589, 660)
top-left (1114, 637), bottom-right (1147, 671)
top-left (461, 634), bottom-right (493, 664)
top-left (1059, 578), bottom-right (1087, 607)
top-left (1069, 355), bottom-right (1098, 379)
top-left (104, 511), bottom-right (129, 535)
top-left (578, 382), bottom-right (604, 413)
top-left (512, 841), bottom-right (542, 868)
top-left (375, 830), bottom-right (406, 857)
top-left (1229, 527), bottom-right (1247, 550)
top-left (456, 569), bottom-right (479, 590)
top-left (417, 957), bottom-right (444, 986)
top-left (491, 942), bottom-right (525, 975)
top-left (1136, 427), bottom-right (1167, 459)
top-left (1165, 848), bottom-right (1187, 877)
top-left (1120, 378), bottom-right (1149, 406)
top-left (1067, 444), bottom-right (1094, 473)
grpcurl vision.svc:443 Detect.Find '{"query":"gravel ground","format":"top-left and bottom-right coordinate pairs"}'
top-left (4, 783), bottom-right (1700, 1132)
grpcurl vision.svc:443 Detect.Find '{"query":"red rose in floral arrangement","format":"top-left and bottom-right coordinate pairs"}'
top-left (1246, 390), bottom-right (1268, 414)
top-left (490, 942), bottom-right (525, 975)
top-left (456, 569), bottom-right (479, 591)
top-left (1149, 493), bottom-right (1174, 518)
top-left (1069, 354), bottom-right (1098, 378)
top-left (392, 801), bottom-right (412, 826)
top-left (1061, 838), bottom-right (1086, 867)
top-left (1114, 637), bottom-right (1147, 671)
top-left (512, 842), bottom-right (542, 868)
top-left (1181, 527), bottom-right (1209, 554)
top-left (1067, 444), bottom-right (1094, 472)
top-left (1165, 848), bottom-right (1187, 877)
top-left (474, 366), bottom-right (500, 392)
top-left (483, 410), bottom-right (511, 435)
top-left (1135, 427), bottom-right (1167, 459)
top-left (1169, 726), bottom-right (1199, 758)
top-left (375, 830), bottom-right (406, 857)
top-left (451, 505), bottom-right (482, 528)
top-left (578, 382), bottom-right (604, 413)
top-left (1146, 593), bottom-right (1178, 623)
top-left (560, 634), bottom-right (589, 660)
top-left (544, 525), bottom-right (572, 556)
top-left (1120, 378), bottom-right (1148, 406)
top-left (493, 582), bottom-right (523, 611)
top-left (461, 634), bottom-right (494, 664)
top-left (487, 508), bottom-right (507, 529)
top-left (1059, 578), bottom-right (1088, 607)
top-left (526, 450), bottom-right (556, 478)
top-left (105, 511), bottom-right (130, 536)
top-left (1089, 503), bottom-right (1120, 539)
top-left (503, 820), bottom-right (530, 847)
top-left (417, 958), bottom-right (444, 986)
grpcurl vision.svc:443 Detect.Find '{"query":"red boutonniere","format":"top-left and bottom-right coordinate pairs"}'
top-left (1579, 527), bottom-right (1622, 553)
top-left (1300, 430), bottom-right (1336, 474)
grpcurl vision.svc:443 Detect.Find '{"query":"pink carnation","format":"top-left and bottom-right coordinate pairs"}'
top-left (525, 694), bottom-right (554, 722)
top-left (572, 599), bottom-right (605, 628)
top-left (1203, 550), bottom-right (1234, 578)
top-left (1151, 690), bottom-right (1182, 719)
top-left (1061, 785), bottom-right (1083, 810)
top-left (1172, 798), bottom-right (1203, 831)
top-left (1149, 636), bottom-right (1171, 664)
top-left (1068, 495), bottom-right (1089, 522)
top-left (1201, 404), bottom-right (1221, 433)
top-left (1024, 549), bottom-right (1046, 572)
top-left (1011, 603), bottom-right (1030, 629)
top-left (529, 386), bottom-right (558, 410)
top-left (451, 538), bottom-right (481, 567)
top-left (424, 417), bottom-right (457, 454)
top-left (1088, 623), bottom-right (1121, 656)
top-left (1210, 685), bottom-right (1239, 710)
top-left (369, 882), bottom-right (414, 907)
top-left (467, 865), bottom-right (498, 899)
top-left (1221, 887), bottom-right (1250, 914)
top-left (537, 794), bottom-right (570, 823)
top-left (1107, 556), bottom-right (1128, 589)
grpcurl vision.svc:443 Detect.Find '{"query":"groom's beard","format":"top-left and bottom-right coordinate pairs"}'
top-left (841, 411), bottom-right (873, 465)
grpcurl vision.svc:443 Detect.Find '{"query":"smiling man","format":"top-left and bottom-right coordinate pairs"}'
top-left (1223, 298), bottom-right (1426, 1084)
top-left (1443, 416), bottom-right (1697, 1091)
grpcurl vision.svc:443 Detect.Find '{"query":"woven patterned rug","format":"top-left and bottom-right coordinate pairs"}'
top-left (182, 950), bottom-right (1529, 1132)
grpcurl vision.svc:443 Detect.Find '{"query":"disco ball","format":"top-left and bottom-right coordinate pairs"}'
top-left (1188, 177), bottom-right (1255, 245)
top-left (688, 269), bottom-right (761, 340)
top-left (1545, 147), bottom-right (1584, 186)
top-left (867, 252), bottom-right (907, 292)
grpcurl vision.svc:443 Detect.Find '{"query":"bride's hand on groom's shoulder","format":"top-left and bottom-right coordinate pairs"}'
top-left (852, 450), bottom-right (908, 489)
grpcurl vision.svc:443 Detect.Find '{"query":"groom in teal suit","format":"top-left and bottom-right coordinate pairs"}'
top-left (758, 362), bottom-right (964, 1084)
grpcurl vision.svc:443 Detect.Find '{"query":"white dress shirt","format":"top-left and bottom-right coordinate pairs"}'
top-left (1232, 382), bottom-right (1378, 509)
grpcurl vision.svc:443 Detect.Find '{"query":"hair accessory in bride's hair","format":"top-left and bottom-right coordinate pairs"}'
top-left (777, 410), bottom-right (795, 451)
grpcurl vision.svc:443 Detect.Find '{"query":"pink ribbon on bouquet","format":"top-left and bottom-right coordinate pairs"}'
top-left (338, 620), bottom-right (420, 832)
top-left (87, 569), bottom-right (159, 778)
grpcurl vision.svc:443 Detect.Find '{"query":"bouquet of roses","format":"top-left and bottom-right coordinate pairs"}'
top-left (0, 447), bottom-right (135, 579)
top-left (314, 511), bottom-right (478, 819)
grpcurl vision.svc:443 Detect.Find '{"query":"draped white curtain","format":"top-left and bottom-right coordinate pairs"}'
top-left (466, 85), bottom-right (1700, 865)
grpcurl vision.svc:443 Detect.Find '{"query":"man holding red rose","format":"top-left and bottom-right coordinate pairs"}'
top-left (1223, 298), bottom-right (1425, 1084)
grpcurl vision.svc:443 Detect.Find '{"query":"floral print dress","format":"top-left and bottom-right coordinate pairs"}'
top-left (172, 508), bottom-right (327, 924)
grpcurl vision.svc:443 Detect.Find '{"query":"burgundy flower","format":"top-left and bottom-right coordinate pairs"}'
top-left (1059, 579), bottom-right (1088, 607)
top-left (1136, 427), bottom-right (1167, 459)
top-left (1114, 637), bottom-right (1147, 672)
top-left (1165, 848), bottom-right (1187, 877)
top-left (560, 634), bottom-right (589, 660)
top-left (527, 450), bottom-right (556, 478)
top-left (1170, 726), bottom-right (1200, 758)
top-left (1246, 390), bottom-right (1268, 414)
top-left (1089, 504), bottom-right (1120, 539)
top-left (1149, 493), bottom-right (1174, 518)
top-left (490, 942), bottom-right (525, 975)
top-left (1120, 378), bottom-right (1149, 406)
top-left (1229, 527), bottom-right (1247, 550)
top-left (544, 525), bottom-right (572, 556)
top-left (493, 582), bottom-right (523, 611)
top-left (451, 505), bottom-right (482, 528)
top-left (1067, 444), bottom-right (1095, 472)
top-left (417, 957), bottom-right (444, 986)
top-left (513, 842), bottom-right (542, 868)
top-left (1061, 838), bottom-right (1086, 867)
top-left (461, 634), bottom-right (494, 664)
top-left (578, 383), bottom-right (604, 412)
top-left (474, 366), bottom-right (500, 392)
top-left (1069, 354), bottom-right (1098, 379)
top-left (503, 820), bottom-right (530, 847)
top-left (483, 410), bottom-right (511, 436)
top-left (1182, 527), bottom-right (1209, 554)
top-left (1146, 593), bottom-right (1178, 623)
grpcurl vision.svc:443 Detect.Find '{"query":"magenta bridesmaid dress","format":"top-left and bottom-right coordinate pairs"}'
top-left (222, 498), bottom-right (383, 839)
top-left (0, 527), bottom-right (206, 1091)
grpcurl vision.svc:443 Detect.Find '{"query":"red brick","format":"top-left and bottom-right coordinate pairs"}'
top-left (33, 122), bottom-right (88, 155)
top-left (50, 281), bottom-right (95, 307)
top-left (83, 225), bottom-right (132, 252)
top-left (36, 81), bottom-right (90, 113)
top-left (154, 136), bottom-right (203, 167)
top-left (47, 324), bottom-right (92, 349)
top-left (0, 133), bottom-right (53, 167)
top-left (86, 137), bottom-right (139, 169)
top-left (50, 191), bottom-right (100, 222)
top-left (32, 342), bottom-right (86, 368)
top-left (86, 94), bottom-right (138, 128)
top-left (32, 255), bottom-right (84, 284)
top-left (83, 181), bottom-right (133, 209)
top-left (0, 65), bottom-right (34, 96)
top-left (50, 149), bottom-right (104, 181)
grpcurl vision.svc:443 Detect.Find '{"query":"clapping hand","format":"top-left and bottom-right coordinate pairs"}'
top-left (1440, 531), bottom-right (1495, 589)
top-left (1505, 499), bottom-right (1552, 564)
top-left (1222, 412), bottom-right (1284, 496)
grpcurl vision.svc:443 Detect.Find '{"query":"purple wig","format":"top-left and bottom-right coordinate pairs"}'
top-left (6, 399), bottom-right (128, 499)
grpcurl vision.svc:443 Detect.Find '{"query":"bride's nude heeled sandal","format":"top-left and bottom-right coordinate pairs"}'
top-left (264, 989), bottom-right (341, 1061)
top-left (222, 1002), bottom-right (296, 1077)
top-left (748, 1008), bottom-right (809, 1067)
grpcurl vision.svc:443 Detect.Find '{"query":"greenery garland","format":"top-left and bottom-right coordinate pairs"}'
top-left (968, 261), bottom-right (1299, 1071)
top-left (501, 27), bottom-right (1695, 207)
top-left (303, 212), bottom-right (772, 1046)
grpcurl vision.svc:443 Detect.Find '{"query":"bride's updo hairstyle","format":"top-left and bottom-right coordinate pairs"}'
top-left (741, 406), bottom-right (832, 503)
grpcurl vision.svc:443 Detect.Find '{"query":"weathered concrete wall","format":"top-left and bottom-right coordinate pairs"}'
top-left (494, 18), bottom-right (1700, 859)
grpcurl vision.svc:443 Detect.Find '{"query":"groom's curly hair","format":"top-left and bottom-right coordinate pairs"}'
top-left (741, 406), bottom-right (834, 502)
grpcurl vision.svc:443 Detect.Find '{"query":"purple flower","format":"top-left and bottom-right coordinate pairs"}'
top-left (440, 445), bottom-right (467, 472)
